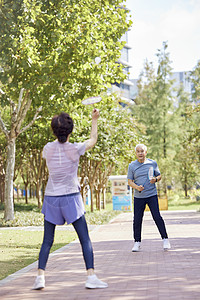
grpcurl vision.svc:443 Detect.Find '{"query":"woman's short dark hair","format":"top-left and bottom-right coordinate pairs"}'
top-left (51, 112), bottom-right (73, 143)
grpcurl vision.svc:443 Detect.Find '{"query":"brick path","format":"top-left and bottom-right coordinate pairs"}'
top-left (0, 210), bottom-right (200, 300)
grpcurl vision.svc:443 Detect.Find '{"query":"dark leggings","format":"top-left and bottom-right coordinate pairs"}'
top-left (133, 195), bottom-right (168, 242)
top-left (38, 215), bottom-right (94, 270)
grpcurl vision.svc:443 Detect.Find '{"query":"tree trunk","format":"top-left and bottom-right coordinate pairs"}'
top-left (31, 151), bottom-right (44, 208)
top-left (89, 184), bottom-right (94, 212)
top-left (42, 182), bottom-right (45, 201)
top-left (184, 184), bottom-right (188, 197)
top-left (30, 184), bottom-right (35, 199)
top-left (98, 189), bottom-right (101, 211)
top-left (25, 183), bottom-right (28, 204)
top-left (0, 88), bottom-right (41, 219)
top-left (184, 172), bottom-right (188, 197)
top-left (95, 188), bottom-right (98, 209)
top-left (36, 181), bottom-right (42, 209)
top-left (184, 163), bottom-right (188, 197)
top-left (163, 122), bottom-right (166, 158)
top-left (102, 187), bottom-right (106, 209)
top-left (29, 184), bottom-right (32, 199)
top-left (4, 138), bottom-right (16, 220)
top-left (0, 177), bottom-right (5, 203)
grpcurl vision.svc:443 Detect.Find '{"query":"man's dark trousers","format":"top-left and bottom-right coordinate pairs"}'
top-left (133, 195), bottom-right (168, 242)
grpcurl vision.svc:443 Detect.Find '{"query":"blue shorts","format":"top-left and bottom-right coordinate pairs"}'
top-left (41, 193), bottom-right (85, 225)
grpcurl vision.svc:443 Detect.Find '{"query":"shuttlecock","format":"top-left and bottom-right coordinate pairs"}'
top-left (95, 57), bottom-right (101, 64)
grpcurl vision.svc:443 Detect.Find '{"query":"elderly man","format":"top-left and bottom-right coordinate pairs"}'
top-left (127, 144), bottom-right (171, 252)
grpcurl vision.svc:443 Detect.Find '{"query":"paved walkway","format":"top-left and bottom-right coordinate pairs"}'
top-left (0, 210), bottom-right (200, 300)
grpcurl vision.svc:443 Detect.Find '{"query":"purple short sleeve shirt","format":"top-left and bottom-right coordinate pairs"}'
top-left (41, 140), bottom-right (86, 225)
top-left (43, 140), bottom-right (86, 196)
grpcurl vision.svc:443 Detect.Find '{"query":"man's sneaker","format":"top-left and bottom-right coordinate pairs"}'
top-left (85, 274), bottom-right (108, 289)
top-left (132, 241), bottom-right (141, 252)
top-left (32, 275), bottom-right (45, 290)
top-left (163, 238), bottom-right (171, 250)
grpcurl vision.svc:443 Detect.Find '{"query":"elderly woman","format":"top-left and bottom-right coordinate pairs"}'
top-left (33, 109), bottom-right (107, 290)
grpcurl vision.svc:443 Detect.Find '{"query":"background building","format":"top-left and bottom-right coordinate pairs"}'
top-left (129, 71), bottom-right (193, 103)
top-left (170, 71), bottom-right (193, 100)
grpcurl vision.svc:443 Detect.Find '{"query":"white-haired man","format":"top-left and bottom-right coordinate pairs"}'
top-left (127, 144), bottom-right (171, 252)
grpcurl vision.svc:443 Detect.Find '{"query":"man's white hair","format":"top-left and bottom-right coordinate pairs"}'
top-left (135, 144), bottom-right (147, 152)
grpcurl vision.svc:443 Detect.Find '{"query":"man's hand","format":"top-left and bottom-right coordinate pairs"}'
top-left (150, 177), bottom-right (157, 184)
top-left (137, 185), bottom-right (144, 192)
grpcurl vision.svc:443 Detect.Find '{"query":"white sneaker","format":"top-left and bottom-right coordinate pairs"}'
top-left (32, 275), bottom-right (45, 290)
top-left (132, 241), bottom-right (141, 252)
top-left (85, 274), bottom-right (108, 289)
top-left (163, 238), bottom-right (171, 250)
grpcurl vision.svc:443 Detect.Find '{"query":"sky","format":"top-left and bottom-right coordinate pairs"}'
top-left (125, 0), bottom-right (200, 79)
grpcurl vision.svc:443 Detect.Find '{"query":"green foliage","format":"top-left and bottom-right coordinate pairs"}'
top-left (0, 0), bottom-right (132, 217)
top-left (0, 0), bottom-right (131, 109)
top-left (133, 42), bottom-right (176, 160)
top-left (130, 42), bottom-right (200, 195)
top-left (85, 209), bottom-right (120, 225)
top-left (168, 189), bottom-right (200, 211)
top-left (190, 60), bottom-right (200, 103)
top-left (173, 87), bottom-right (200, 192)
top-left (75, 96), bottom-right (138, 163)
top-left (189, 61), bottom-right (200, 161)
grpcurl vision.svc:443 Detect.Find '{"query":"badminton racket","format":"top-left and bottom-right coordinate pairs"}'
top-left (139, 166), bottom-right (154, 193)
top-left (82, 96), bottom-right (102, 106)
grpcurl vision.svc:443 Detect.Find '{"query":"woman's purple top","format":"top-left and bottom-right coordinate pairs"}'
top-left (43, 140), bottom-right (86, 196)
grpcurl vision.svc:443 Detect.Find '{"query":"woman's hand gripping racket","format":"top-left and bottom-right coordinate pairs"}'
top-left (139, 166), bottom-right (154, 193)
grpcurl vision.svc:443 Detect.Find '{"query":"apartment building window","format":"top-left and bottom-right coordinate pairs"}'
top-left (123, 67), bottom-right (129, 76)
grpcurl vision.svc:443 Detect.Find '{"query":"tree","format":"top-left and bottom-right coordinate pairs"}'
top-left (0, 0), bottom-right (131, 220)
top-left (0, 133), bottom-right (6, 203)
top-left (132, 42), bottom-right (178, 196)
top-left (190, 60), bottom-right (200, 103)
top-left (187, 61), bottom-right (200, 188)
top-left (173, 86), bottom-right (198, 196)
top-left (190, 60), bottom-right (200, 148)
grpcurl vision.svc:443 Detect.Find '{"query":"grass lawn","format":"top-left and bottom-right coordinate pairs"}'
top-left (168, 190), bottom-right (200, 211)
top-left (0, 199), bottom-right (120, 280)
top-left (0, 229), bottom-right (76, 281)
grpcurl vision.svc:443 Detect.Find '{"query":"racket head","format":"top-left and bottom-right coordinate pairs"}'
top-left (82, 96), bottom-right (102, 105)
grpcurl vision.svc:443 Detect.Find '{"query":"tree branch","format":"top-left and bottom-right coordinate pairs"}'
top-left (19, 106), bottom-right (42, 135)
top-left (0, 88), bottom-right (17, 116)
top-left (0, 113), bottom-right (9, 138)
top-left (15, 90), bottom-right (30, 131)
top-left (17, 88), bottom-right (24, 114)
top-left (17, 97), bottom-right (32, 130)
